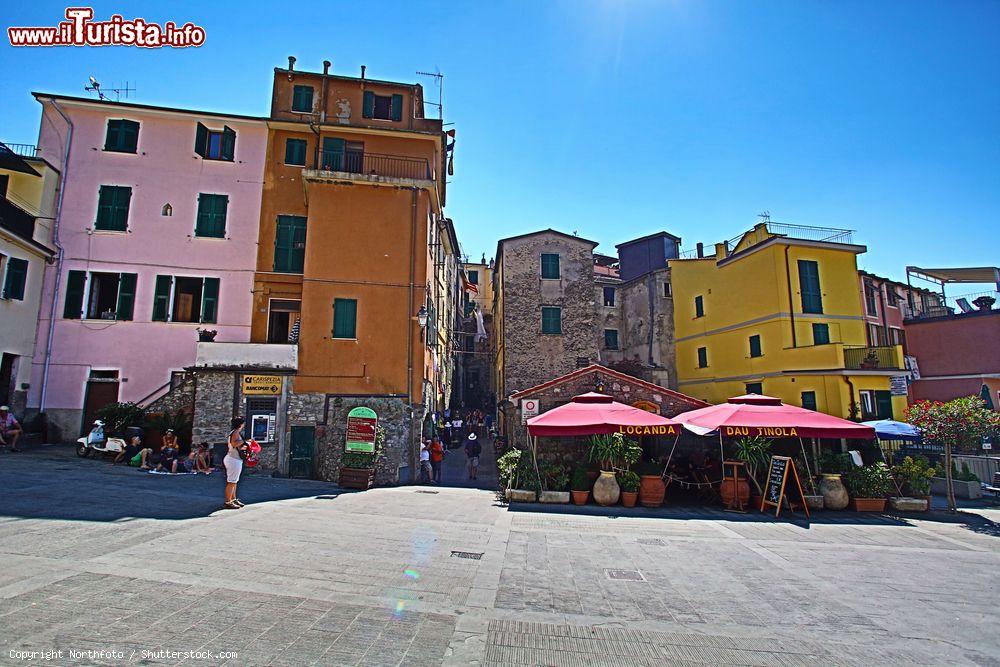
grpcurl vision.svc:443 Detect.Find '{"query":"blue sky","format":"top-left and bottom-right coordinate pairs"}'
top-left (2, 1), bottom-right (998, 289)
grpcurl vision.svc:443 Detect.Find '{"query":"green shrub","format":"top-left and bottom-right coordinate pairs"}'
top-left (891, 456), bottom-right (935, 496)
top-left (341, 452), bottom-right (375, 469)
top-left (617, 470), bottom-right (641, 493)
top-left (843, 463), bottom-right (893, 498)
top-left (540, 462), bottom-right (570, 492)
top-left (635, 459), bottom-right (663, 476)
top-left (94, 402), bottom-right (146, 435)
top-left (587, 433), bottom-right (641, 471)
top-left (818, 451), bottom-right (852, 475)
top-left (497, 449), bottom-right (523, 490)
top-left (571, 466), bottom-right (591, 492)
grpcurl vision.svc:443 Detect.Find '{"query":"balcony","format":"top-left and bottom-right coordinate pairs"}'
top-left (303, 151), bottom-right (434, 188)
top-left (0, 197), bottom-right (36, 243)
top-left (2, 143), bottom-right (38, 158)
top-left (843, 345), bottom-right (903, 371)
top-left (194, 342), bottom-right (297, 372)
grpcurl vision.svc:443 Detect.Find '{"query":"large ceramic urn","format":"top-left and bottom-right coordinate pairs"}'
top-left (592, 470), bottom-right (621, 506)
top-left (819, 474), bottom-right (849, 510)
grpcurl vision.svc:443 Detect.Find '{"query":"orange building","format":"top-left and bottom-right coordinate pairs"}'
top-left (239, 59), bottom-right (451, 483)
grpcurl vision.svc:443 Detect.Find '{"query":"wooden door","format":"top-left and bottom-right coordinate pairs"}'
top-left (82, 380), bottom-right (119, 435)
top-left (289, 426), bottom-right (315, 479)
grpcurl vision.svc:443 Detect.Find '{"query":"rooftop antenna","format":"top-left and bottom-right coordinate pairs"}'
top-left (84, 77), bottom-right (135, 102)
top-left (416, 68), bottom-right (443, 120)
top-left (758, 211), bottom-right (771, 224)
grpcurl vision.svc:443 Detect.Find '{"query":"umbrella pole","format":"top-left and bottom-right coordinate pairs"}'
top-left (662, 432), bottom-right (681, 476)
top-left (718, 431), bottom-right (725, 463)
top-left (532, 435), bottom-right (542, 494)
top-left (798, 436), bottom-right (816, 495)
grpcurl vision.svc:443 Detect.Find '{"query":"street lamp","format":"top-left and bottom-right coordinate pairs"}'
top-left (417, 305), bottom-right (428, 329)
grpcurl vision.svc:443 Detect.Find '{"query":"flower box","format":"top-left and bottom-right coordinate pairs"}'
top-left (930, 477), bottom-right (982, 499)
top-left (508, 489), bottom-right (537, 502)
top-left (889, 496), bottom-right (929, 512)
top-left (539, 491), bottom-right (569, 504)
top-left (339, 466), bottom-right (374, 490)
top-left (849, 497), bottom-right (887, 512)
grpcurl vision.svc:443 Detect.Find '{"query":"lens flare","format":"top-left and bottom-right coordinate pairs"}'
top-left (403, 568), bottom-right (420, 580)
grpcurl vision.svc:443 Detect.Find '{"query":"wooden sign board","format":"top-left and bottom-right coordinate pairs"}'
top-left (345, 406), bottom-right (378, 453)
top-left (760, 455), bottom-right (810, 519)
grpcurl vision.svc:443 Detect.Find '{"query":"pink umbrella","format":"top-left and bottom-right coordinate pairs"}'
top-left (675, 394), bottom-right (875, 439)
top-left (527, 392), bottom-right (680, 436)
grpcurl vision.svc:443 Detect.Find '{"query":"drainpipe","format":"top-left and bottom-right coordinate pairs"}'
top-left (784, 245), bottom-right (797, 348)
top-left (842, 376), bottom-right (858, 421)
top-left (406, 188), bottom-right (418, 480)
top-left (320, 60), bottom-right (330, 124)
top-left (646, 273), bottom-right (655, 366)
top-left (39, 99), bottom-right (73, 413)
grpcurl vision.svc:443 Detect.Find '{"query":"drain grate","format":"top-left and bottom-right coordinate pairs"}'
top-left (451, 550), bottom-right (484, 560)
top-left (414, 489), bottom-right (439, 494)
top-left (605, 569), bottom-right (645, 581)
top-left (637, 538), bottom-right (665, 546)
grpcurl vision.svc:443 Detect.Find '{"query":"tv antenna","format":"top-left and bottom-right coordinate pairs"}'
top-left (416, 69), bottom-right (443, 120)
top-left (758, 211), bottom-right (771, 224)
top-left (85, 76), bottom-right (135, 102)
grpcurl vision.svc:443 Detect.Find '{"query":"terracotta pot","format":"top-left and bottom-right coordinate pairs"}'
top-left (850, 497), bottom-right (887, 512)
top-left (339, 467), bottom-right (374, 490)
top-left (621, 491), bottom-right (638, 508)
top-left (819, 474), bottom-right (849, 510)
top-left (639, 475), bottom-right (666, 508)
top-left (720, 477), bottom-right (750, 509)
top-left (571, 490), bottom-right (589, 505)
top-left (592, 470), bottom-right (621, 506)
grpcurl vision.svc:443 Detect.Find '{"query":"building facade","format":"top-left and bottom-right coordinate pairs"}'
top-left (0, 142), bottom-right (59, 416)
top-left (27, 94), bottom-right (267, 440)
top-left (455, 257), bottom-right (494, 411)
top-left (671, 222), bottom-right (908, 421)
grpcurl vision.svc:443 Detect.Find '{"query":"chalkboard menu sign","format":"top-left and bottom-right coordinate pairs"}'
top-left (760, 455), bottom-right (809, 519)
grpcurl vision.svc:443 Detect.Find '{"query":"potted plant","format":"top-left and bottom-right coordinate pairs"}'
top-left (890, 455), bottom-right (934, 512)
top-left (794, 457), bottom-right (824, 511)
top-left (843, 463), bottom-right (892, 512)
top-left (496, 449), bottom-right (522, 502)
top-left (339, 451), bottom-right (376, 489)
top-left (817, 452), bottom-right (851, 510)
top-left (930, 461), bottom-right (982, 500)
top-left (972, 295), bottom-right (996, 311)
top-left (587, 433), bottom-right (641, 506)
top-left (538, 461), bottom-right (570, 503)
top-left (732, 436), bottom-right (771, 510)
top-left (617, 470), bottom-right (641, 507)
top-left (197, 328), bottom-right (218, 342)
top-left (636, 459), bottom-right (666, 508)
top-left (570, 466), bottom-right (590, 505)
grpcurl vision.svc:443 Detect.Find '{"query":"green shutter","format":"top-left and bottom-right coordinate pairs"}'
top-left (63, 270), bottom-right (87, 319)
top-left (745, 382), bottom-right (763, 395)
top-left (104, 120), bottom-right (120, 152)
top-left (116, 272), bottom-right (137, 320)
top-left (106, 119), bottom-right (139, 152)
top-left (812, 323), bottom-right (830, 345)
top-left (801, 391), bottom-right (817, 411)
top-left (96, 186), bottom-right (131, 231)
top-left (194, 122), bottom-right (208, 157)
top-left (875, 391), bottom-right (893, 420)
top-left (798, 260), bottom-right (823, 314)
top-left (196, 194), bottom-right (228, 238)
top-left (221, 126), bottom-right (236, 161)
top-left (749, 335), bottom-right (761, 358)
top-left (541, 253), bottom-right (560, 279)
top-left (362, 91), bottom-right (375, 118)
top-left (2, 258), bottom-right (28, 300)
top-left (604, 329), bottom-right (618, 349)
top-left (201, 277), bottom-right (220, 323)
top-left (390, 94), bottom-right (403, 121)
top-left (541, 307), bottom-right (561, 334)
top-left (292, 85), bottom-right (314, 112)
top-left (697, 347), bottom-right (708, 368)
top-left (285, 139), bottom-right (306, 166)
top-left (95, 186), bottom-right (115, 230)
top-left (322, 137), bottom-right (344, 171)
top-left (274, 215), bottom-right (306, 273)
top-left (332, 298), bottom-right (357, 338)
top-left (695, 295), bottom-right (704, 317)
top-left (152, 275), bottom-right (172, 321)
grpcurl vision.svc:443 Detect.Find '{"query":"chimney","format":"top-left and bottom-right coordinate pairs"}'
top-left (715, 242), bottom-right (729, 259)
top-left (287, 56), bottom-right (296, 71)
top-left (322, 60), bottom-right (331, 76)
top-left (696, 242), bottom-right (704, 259)
top-left (361, 65), bottom-right (366, 80)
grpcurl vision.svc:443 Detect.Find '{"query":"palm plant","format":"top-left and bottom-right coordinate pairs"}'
top-left (733, 436), bottom-right (772, 495)
top-left (587, 433), bottom-right (641, 472)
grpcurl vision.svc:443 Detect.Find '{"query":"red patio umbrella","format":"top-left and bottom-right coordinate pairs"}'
top-left (674, 394), bottom-right (875, 439)
top-left (527, 392), bottom-right (680, 436)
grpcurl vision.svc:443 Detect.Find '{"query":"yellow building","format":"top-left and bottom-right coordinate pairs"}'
top-left (670, 222), bottom-right (907, 421)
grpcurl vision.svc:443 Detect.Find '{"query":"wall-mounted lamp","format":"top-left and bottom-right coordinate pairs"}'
top-left (417, 305), bottom-right (428, 329)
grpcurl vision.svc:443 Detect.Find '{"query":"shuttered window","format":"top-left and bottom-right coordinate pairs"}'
top-left (195, 123), bottom-right (235, 161)
top-left (284, 138), bottom-right (307, 166)
top-left (362, 91), bottom-right (403, 121)
top-left (812, 322), bottom-right (830, 345)
top-left (541, 307), bottom-right (562, 334)
top-left (292, 85), bottom-right (314, 112)
top-left (697, 347), bottom-right (708, 368)
top-left (274, 215), bottom-right (307, 273)
top-left (332, 298), bottom-right (357, 339)
top-left (195, 193), bottom-right (229, 238)
top-left (104, 119), bottom-right (139, 153)
top-left (798, 260), bottom-right (823, 314)
top-left (152, 275), bottom-right (173, 321)
top-left (603, 329), bottom-right (619, 350)
top-left (63, 270), bottom-right (87, 319)
top-left (116, 273), bottom-right (137, 320)
top-left (201, 277), bottom-right (220, 323)
top-left (749, 334), bottom-right (762, 358)
top-left (801, 391), bottom-right (817, 411)
top-left (1, 257), bottom-right (28, 300)
top-left (540, 253), bottom-right (560, 279)
top-left (321, 137), bottom-right (344, 171)
top-left (95, 185), bottom-right (132, 231)
top-left (694, 295), bottom-right (704, 318)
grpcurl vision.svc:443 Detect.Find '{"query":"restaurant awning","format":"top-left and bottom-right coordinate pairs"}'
top-left (675, 394), bottom-right (876, 440)
top-left (526, 392), bottom-right (680, 437)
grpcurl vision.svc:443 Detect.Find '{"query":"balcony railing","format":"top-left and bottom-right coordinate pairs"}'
top-left (844, 345), bottom-right (902, 370)
top-left (319, 151), bottom-right (431, 181)
top-left (1, 143), bottom-right (37, 158)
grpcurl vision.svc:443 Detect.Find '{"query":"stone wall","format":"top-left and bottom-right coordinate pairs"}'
top-left (618, 268), bottom-right (677, 389)
top-left (191, 370), bottom-right (239, 445)
top-left (145, 373), bottom-right (196, 416)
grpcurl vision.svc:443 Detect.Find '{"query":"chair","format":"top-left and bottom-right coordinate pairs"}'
top-left (956, 298), bottom-right (974, 313)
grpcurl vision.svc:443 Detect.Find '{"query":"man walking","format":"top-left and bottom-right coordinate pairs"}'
top-left (464, 432), bottom-right (481, 481)
top-left (429, 437), bottom-right (445, 484)
top-left (419, 437), bottom-right (433, 484)
top-left (0, 406), bottom-right (22, 452)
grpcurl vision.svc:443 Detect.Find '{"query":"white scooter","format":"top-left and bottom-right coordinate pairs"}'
top-left (76, 420), bottom-right (126, 458)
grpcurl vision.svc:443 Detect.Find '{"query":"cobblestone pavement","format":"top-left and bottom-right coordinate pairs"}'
top-left (0, 445), bottom-right (998, 666)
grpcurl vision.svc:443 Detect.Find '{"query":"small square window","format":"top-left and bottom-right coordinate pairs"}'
top-left (801, 391), bottom-right (817, 411)
top-left (292, 85), bottom-right (314, 113)
top-left (749, 335), bottom-right (762, 358)
top-left (603, 329), bottom-right (619, 350)
top-left (104, 119), bottom-right (139, 153)
top-left (812, 323), bottom-right (830, 345)
top-left (541, 253), bottom-right (560, 279)
top-left (745, 382), bottom-right (763, 395)
top-left (663, 282), bottom-right (672, 297)
top-left (603, 286), bottom-right (616, 307)
top-left (541, 306), bottom-right (562, 334)
top-left (284, 138), bottom-right (307, 166)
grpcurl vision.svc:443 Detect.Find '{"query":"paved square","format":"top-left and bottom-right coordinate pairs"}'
top-left (0, 446), bottom-right (998, 665)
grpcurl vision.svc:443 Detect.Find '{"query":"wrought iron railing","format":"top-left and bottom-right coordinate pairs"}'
top-left (319, 151), bottom-right (431, 180)
top-left (843, 345), bottom-right (901, 370)
top-left (1, 143), bottom-right (37, 158)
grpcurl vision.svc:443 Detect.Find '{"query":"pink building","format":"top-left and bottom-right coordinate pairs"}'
top-left (28, 94), bottom-right (266, 440)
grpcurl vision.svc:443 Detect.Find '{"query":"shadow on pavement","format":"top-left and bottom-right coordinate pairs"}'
top-left (0, 445), bottom-right (344, 523)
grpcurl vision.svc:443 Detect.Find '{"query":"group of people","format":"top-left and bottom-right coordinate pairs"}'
top-left (112, 429), bottom-right (214, 474)
top-left (419, 421), bottom-right (484, 484)
top-left (436, 409), bottom-right (494, 449)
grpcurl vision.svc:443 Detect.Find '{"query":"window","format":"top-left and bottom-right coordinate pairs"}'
top-left (798, 260), bottom-right (823, 314)
top-left (801, 391), bottom-right (817, 412)
top-left (541, 253), bottom-right (560, 279)
top-left (104, 119), bottom-right (139, 153)
top-left (151, 275), bottom-right (219, 323)
top-left (745, 382), bottom-right (763, 395)
top-left (274, 215), bottom-right (307, 273)
top-left (694, 295), bottom-right (704, 318)
top-left (466, 269), bottom-right (479, 285)
top-left (864, 281), bottom-right (879, 316)
top-left (291, 85), bottom-right (314, 113)
top-left (867, 323), bottom-right (885, 346)
top-left (663, 282), bottom-right (672, 297)
top-left (603, 286), bottom-right (616, 307)
top-left (541, 306), bottom-right (562, 334)
top-left (62, 271), bottom-right (136, 320)
top-left (195, 123), bottom-right (235, 161)
top-left (332, 298), bottom-right (358, 338)
top-left (284, 138), bottom-right (307, 166)
top-left (0, 175), bottom-right (8, 198)
top-left (603, 329), bottom-right (619, 350)
top-left (1, 257), bottom-right (27, 300)
top-left (886, 289), bottom-right (900, 308)
top-left (697, 346), bottom-right (708, 368)
top-left (362, 91), bottom-right (403, 121)
top-left (812, 322), bottom-right (830, 345)
top-left (267, 299), bottom-right (301, 344)
top-left (889, 327), bottom-right (905, 347)
top-left (859, 390), bottom-right (893, 420)
top-left (94, 185), bottom-right (132, 231)
top-left (195, 193), bottom-right (229, 238)
top-left (749, 334), bottom-right (762, 358)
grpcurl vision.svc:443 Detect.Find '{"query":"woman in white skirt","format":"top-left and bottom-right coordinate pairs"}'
top-left (223, 416), bottom-right (247, 510)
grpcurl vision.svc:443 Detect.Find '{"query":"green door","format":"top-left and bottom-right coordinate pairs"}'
top-left (874, 391), bottom-right (893, 420)
top-left (289, 426), bottom-right (315, 479)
